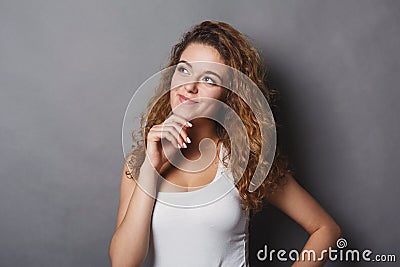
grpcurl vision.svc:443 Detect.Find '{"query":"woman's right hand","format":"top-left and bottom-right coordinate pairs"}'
top-left (145, 114), bottom-right (192, 172)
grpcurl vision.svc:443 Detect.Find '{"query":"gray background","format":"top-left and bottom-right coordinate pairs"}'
top-left (0, 0), bottom-right (399, 266)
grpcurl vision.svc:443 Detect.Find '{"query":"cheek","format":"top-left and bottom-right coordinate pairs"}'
top-left (202, 87), bottom-right (225, 101)
top-left (170, 72), bottom-right (187, 90)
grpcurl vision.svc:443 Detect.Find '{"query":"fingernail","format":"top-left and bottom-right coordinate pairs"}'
top-left (186, 137), bottom-right (191, 143)
top-left (182, 142), bottom-right (187, 148)
top-left (186, 122), bottom-right (193, 127)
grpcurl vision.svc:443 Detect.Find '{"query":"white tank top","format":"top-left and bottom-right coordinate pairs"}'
top-left (142, 144), bottom-right (250, 267)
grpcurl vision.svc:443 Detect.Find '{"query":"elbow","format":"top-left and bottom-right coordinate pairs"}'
top-left (335, 224), bottom-right (343, 241)
top-left (108, 237), bottom-right (131, 267)
top-left (110, 259), bottom-right (143, 267)
top-left (108, 238), bottom-right (117, 266)
top-left (108, 238), bottom-right (146, 267)
top-left (327, 222), bottom-right (342, 243)
top-left (332, 221), bottom-right (342, 238)
top-left (109, 255), bottom-right (142, 267)
top-left (315, 221), bottom-right (342, 245)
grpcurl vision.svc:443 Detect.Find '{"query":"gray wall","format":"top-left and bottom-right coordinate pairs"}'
top-left (0, 0), bottom-right (398, 266)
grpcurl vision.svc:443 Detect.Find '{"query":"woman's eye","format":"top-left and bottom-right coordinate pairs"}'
top-left (203, 76), bottom-right (216, 85)
top-left (178, 66), bottom-right (189, 74)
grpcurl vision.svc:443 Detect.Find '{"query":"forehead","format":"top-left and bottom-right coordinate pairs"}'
top-left (180, 43), bottom-right (225, 64)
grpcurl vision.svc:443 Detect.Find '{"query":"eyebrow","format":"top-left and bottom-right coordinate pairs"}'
top-left (178, 60), bottom-right (223, 82)
top-left (178, 60), bottom-right (192, 68)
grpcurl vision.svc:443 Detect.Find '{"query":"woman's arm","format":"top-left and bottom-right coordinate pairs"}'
top-left (108, 114), bottom-right (190, 266)
top-left (108, 158), bottom-right (159, 267)
top-left (266, 172), bottom-right (342, 267)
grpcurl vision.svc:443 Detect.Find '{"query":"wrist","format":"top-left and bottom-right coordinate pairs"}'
top-left (141, 157), bottom-right (162, 174)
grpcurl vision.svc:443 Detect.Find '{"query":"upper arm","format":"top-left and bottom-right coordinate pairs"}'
top-left (115, 161), bottom-right (137, 231)
top-left (266, 172), bottom-right (340, 234)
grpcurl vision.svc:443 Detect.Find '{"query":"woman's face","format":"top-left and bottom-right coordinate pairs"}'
top-left (169, 43), bottom-right (228, 120)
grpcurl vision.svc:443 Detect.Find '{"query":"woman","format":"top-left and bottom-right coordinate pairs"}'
top-left (109, 21), bottom-right (342, 267)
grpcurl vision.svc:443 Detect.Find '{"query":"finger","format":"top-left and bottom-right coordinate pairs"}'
top-left (163, 122), bottom-right (190, 146)
top-left (152, 129), bottom-right (180, 148)
top-left (147, 127), bottom-right (162, 142)
top-left (161, 125), bottom-right (187, 148)
top-left (153, 127), bottom-right (183, 149)
top-left (166, 114), bottom-right (193, 128)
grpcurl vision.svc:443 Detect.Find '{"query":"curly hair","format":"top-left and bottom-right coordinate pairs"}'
top-left (125, 20), bottom-right (295, 215)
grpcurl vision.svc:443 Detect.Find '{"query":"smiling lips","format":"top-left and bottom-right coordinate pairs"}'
top-left (178, 94), bottom-right (198, 104)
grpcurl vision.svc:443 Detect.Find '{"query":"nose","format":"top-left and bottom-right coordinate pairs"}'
top-left (183, 81), bottom-right (199, 94)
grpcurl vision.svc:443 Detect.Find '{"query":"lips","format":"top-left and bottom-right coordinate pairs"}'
top-left (178, 94), bottom-right (198, 104)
